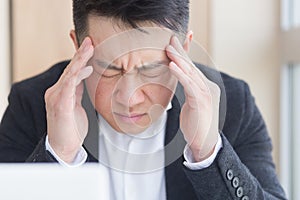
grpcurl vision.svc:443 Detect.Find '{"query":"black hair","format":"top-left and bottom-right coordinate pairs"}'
top-left (73, 0), bottom-right (190, 43)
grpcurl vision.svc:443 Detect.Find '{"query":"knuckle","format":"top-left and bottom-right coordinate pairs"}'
top-left (44, 87), bottom-right (54, 101)
top-left (45, 94), bottom-right (56, 109)
top-left (75, 53), bottom-right (85, 64)
top-left (213, 83), bottom-right (221, 93)
top-left (52, 96), bottom-right (69, 112)
top-left (44, 89), bottom-right (50, 99)
top-left (53, 103), bottom-right (65, 112)
top-left (64, 67), bottom-right (74, 78)
top-left (208, 81), bottom-right (220, 93)
top-left (65, 77), bottom-right (76, 87)
top-left (60, 71), bottom-right (76, 86)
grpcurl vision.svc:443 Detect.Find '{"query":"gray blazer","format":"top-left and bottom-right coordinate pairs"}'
top-left (0, 61), bottom-right (287, 199)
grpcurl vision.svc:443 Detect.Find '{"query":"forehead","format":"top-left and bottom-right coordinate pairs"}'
top-left (88, 16), bottom-right (174, 47)
top-left (87, 16), bottom-right (174, 64)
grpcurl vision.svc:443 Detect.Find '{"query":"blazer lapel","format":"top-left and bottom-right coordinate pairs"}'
top-left (82, 84), bottom-right (99, 161)
top-left (164, 64), bottom-right (227, 199)
top-left (164, 92), bottom-right (197, 199)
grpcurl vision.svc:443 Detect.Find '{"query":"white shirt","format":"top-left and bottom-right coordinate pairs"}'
top-left (46, 104), bottom-right (222, 200)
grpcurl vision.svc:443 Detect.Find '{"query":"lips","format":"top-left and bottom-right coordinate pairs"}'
top-left (113, 112), bottom-right (146, 123)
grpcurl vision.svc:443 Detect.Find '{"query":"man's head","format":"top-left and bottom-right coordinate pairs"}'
top-left (72, 0), bottom-right (190, 44)
top-left (70, 0), bottom-right (193, 134)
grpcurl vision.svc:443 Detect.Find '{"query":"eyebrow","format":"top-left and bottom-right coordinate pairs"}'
top-left (95, 60), bottom-right (122, 71)
top-left (95, 59), bottom-right (169, 70)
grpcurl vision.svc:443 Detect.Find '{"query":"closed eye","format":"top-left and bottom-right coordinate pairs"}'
top-left (93, 59), bottom-right (123, 78)
top-left (139, 64), bottom-right (169, 78)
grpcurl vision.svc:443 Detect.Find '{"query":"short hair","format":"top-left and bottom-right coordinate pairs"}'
top-left (73, 0), bottom-right (190, 43)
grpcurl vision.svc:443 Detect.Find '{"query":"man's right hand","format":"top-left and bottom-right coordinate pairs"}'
top-left (45, 37), bottom-right (94, 163)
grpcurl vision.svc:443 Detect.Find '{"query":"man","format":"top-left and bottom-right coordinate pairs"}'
top-left (0, 0), bottom-right (286, 199)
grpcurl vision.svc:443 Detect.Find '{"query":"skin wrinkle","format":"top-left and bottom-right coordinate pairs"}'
top-left (84, 19), bottom-right (179, 134)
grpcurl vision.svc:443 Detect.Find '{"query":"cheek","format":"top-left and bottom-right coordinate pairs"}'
top-left (143, 85), bottom-right (174, 123)
top-left (94, 80), bottom-right (115, 112)
top-left (147, 75), bottom-right (177, 105)
top-left (85, 73), bottom-right (115, 111)
top-left (159, 87), bottom-right (174, 104)
top-left (146, 85), bottom-right (174, 106)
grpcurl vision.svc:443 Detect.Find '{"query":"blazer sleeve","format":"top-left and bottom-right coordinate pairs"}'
top-left (26, 136), bottom-right (58, 162)
top-left (0, 83), bottom-right (56, 162)
top-left (0, 79), bottom-right (96, 163)
top-left (183, 82), bottom-right (287, 199)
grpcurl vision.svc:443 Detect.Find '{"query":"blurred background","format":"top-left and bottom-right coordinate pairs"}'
top-left (0, 0), bottom-right (299, 199)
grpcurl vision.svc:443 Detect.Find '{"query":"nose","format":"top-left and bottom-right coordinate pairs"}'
top-left (114, 73), bottom-right (145, 107)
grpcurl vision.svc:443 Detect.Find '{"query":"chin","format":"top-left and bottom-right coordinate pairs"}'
top-left (109, 113), bottom-right (152, 134)
top-left (113, 122), bottom-right (151, 135)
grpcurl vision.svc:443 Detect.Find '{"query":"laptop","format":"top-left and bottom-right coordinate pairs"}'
top-left (0, 164), bottom-right (109, 200)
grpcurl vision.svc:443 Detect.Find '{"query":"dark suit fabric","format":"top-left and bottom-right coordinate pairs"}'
top-left (0, 61), bottom-right (286, 199)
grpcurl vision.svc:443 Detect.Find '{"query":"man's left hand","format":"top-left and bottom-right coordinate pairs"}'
top-left (166, 36), bottom-right (221, 162)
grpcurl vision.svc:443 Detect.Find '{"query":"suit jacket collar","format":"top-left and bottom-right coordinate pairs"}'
top-left (164, 95), bottom-right (198, 199)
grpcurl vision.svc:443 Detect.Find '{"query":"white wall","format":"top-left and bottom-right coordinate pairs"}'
top-left (209, 0), bottom-right (281, 168)
top-left (0, 0), bottom-right (10, 119)
top-left (292, 65), bottom-right (300, 200)
top-left (12, 0), bottom-right (74, 82)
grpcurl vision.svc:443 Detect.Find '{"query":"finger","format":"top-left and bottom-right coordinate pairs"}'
top-left (170, 35), bottom-right (189, 58)
top-left (70, 37), bottom-right (94, 72)
top-left (166, 45), bottom-right (192, 75)
top-left (62, 37), bottom-right (94, 80)
top-left (55, 37), bottom-right (93, 99)
top-left (76, 66), bottom-right (93, 85)
top-left (167, 42), bottom-right (215, 94)
top-left (75, 66), bottom-right (93, 105)
top-left (59, 65), bottom-right (93, 103)
top-left (170, 60), bottom-right (212, 96)
top-left (167, 45), bottom-right (208, 90)
top-left (169, 36), bottom-right (211, 83)
top-left (75, 82), bottom-right (84, 106)
top-left (169, 61), bottom-right (200, 98)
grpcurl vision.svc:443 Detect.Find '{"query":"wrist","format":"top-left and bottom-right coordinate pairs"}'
top-left (190, 144), bottom-right (216, 162)
top-left (48, 139), bottom-right (81, 164)
top-left (189, 130), bottom-right (219, 162)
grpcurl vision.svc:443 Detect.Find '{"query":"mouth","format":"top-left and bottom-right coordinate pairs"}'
top-left (113, 112), bottom-right (147, 123)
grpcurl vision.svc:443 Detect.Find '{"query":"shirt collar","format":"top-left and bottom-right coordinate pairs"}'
top-left (97, 102), bottom-right (172, 153)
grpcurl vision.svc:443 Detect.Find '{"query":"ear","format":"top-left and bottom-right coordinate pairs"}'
top-left (70, 30), bottom-right (79, 50)
top-left (183, 30), bottom-right (193, 53)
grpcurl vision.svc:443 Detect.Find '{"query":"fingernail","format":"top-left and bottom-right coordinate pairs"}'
top-left (173, 36), bottom-right (180, 45)
top-left (167, 45), bottom-right (174, 51)
top-left (167, 45), bottom-right (177, 55)
top-left (85, 65), bottom-right (93, 74)
top-left (169, 61), bottom-right (177, 68)
top-left (83, 38), bottom-right (91, 52)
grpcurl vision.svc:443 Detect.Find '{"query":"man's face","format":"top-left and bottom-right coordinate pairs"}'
top-left (85, 16), bottom-right (178, 134)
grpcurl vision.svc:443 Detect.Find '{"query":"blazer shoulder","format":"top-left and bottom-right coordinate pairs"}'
top-left (11, 60), bottom-right (70, 94)
top-left (194, 63), bottom-right (256, 143)
top-left (194, 62), bottom-right (249, 98)
top-left (5, 60), bottom-right (70, 130)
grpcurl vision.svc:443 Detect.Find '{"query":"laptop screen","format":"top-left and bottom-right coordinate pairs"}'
top-left (0, 164), bottom-right (108, 200)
